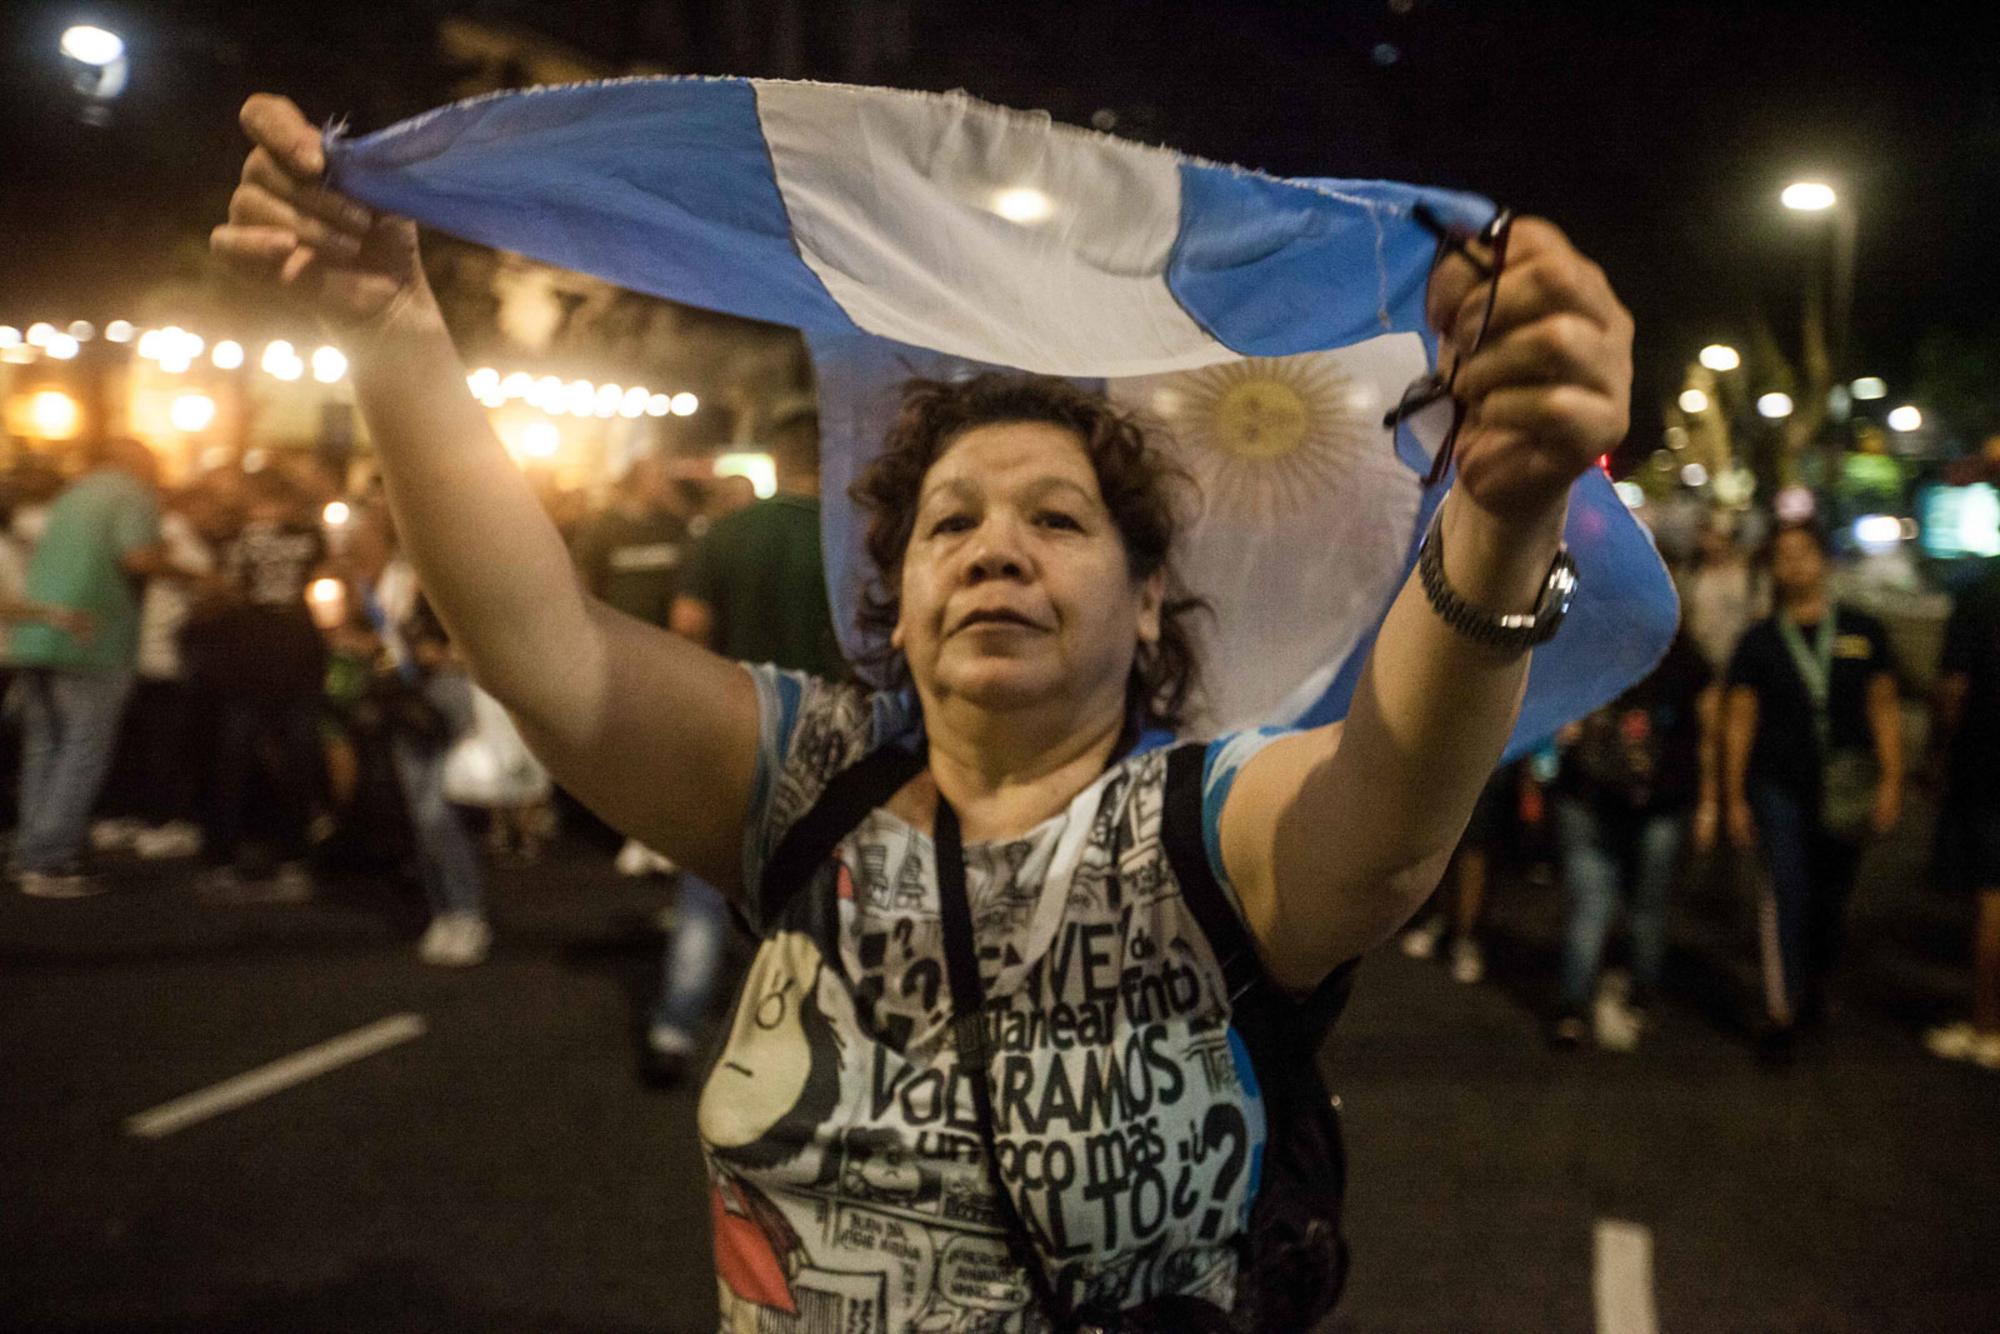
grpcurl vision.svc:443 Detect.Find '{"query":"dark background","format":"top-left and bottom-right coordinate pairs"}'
top-left (3, 0), bottom-right (1993, 460)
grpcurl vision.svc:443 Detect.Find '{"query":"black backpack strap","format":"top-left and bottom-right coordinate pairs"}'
top-left (754, 742), bottom-right (926, 930)
top-left (1162, 741), bottom-right (1357, 1330)
top-left (933, 796), bottom-right (1076, 1330)
top-left (1160, 741), bottom-right (1360, 1030)
top-left (1161, 742), bottom-right (1269, 1008)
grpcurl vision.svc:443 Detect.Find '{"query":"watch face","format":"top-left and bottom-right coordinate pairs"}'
top-left (1537, 554), bottom-right (1579, 642)
top-left (1550, 560), bottom-right (1579, 616)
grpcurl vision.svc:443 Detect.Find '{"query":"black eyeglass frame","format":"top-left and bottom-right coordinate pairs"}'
top-left (1383, 204), bottom-right (1517, 487)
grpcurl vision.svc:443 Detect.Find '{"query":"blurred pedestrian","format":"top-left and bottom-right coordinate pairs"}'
top-left (1550, 630), bottom-right (1717, 1049)
top-left (1398, 766), bottom-right (1513, 984)
top-left (640, 401), bottom-right (843, 1086)
top-left (355, 511), bottom-right (492, 966)
top-left (574, 452), bottom-right (692, 877)
top-left (672, 406), bottom-right (844, 680)
top-left (192, 467), bottom-right (328, 903)
top-left (1925, 561), bottom-right (2000, 1068)
top-left (1724, 521), bottom-right (1904, 1053)
top-left (699, 472), bottom-right (757, 528)
top-left (574, 451), bottom-right (691, 630)
top-left (95, 480), bottom-right (228, 861)
top-left (7, 438), bottom-right (183, 898)
top-left (443, 682), bottom-right (554, 864)
top-left (1683, 510), bottom-right (1767, 673)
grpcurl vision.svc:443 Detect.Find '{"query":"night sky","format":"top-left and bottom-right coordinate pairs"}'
top-left (3, 1), bottom-right (1992, 455)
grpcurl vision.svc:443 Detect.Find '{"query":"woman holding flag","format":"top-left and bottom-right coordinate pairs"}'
top-left (214, 92), bottom-right (1631, 1330)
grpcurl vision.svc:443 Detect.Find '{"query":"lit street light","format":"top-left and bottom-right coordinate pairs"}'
top-left (58, 23), bottom-right (128, 116)
top-left (1778, 176), bottom-right (1858, 383)
top-left (59, 25), bottom-right (124, 65)
top-left (1887, 405), bottom-right (1922, 432)
top-left (310, 346), bottom-right (348, 383)
top-left (1698, 343), bottom-right (1741, 372)
top-left (1757, 392), bottom-right (1795, 419)
top-left (1850, 376), bottom-right (1887, 401)
top-left (169, 393), bottom-right (217, 432)
top-left (1678, 389), bottom-right (1710, 414)
top-left (22, 390), bottom-right (83, 440)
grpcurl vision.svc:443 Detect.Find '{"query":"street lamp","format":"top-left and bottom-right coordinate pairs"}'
top-left (1699, 343), bottom-right (1741, 372)
top-left (1779, 177), bottom-right (1858, 382)
top-left (58, 23), bottom-right (128, 119)
top-left (59, 24), bottom-right (124, 65)
top-left (1757, 392), bottom-right (1795, 420)
top-left (1886, 405), bottom-right (1922, 432)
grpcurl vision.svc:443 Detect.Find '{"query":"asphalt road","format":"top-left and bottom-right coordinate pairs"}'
top-left (2, 802), bottom-right (1994, 1332)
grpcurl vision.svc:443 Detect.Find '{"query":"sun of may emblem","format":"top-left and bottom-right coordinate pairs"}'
top-left (1146, 356), bottom-right (1377, 520)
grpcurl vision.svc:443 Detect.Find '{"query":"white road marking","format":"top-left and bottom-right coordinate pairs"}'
top-left (125, 1013), bottom-right (427, 1139)
top-left (1594, 1219), bottom-right (1659, 1334)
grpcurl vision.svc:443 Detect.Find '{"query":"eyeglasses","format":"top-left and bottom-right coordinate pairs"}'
top-left (1383, 204), bottom-right (1516, 487)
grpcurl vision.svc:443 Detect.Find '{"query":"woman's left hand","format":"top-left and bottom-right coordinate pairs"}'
top-left (1426, 217), bottom-right (1634, 527)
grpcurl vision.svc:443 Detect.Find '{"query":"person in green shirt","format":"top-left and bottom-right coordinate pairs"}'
top-left (670, 405), bottom-right (844, 679)
top-left (642, 402), bottom-right (844, 1085)
top-left (10, 438), bottom-right (177, 897)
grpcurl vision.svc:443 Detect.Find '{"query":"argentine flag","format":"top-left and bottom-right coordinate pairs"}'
top-left (325, 76), bottom-right (1675, 750)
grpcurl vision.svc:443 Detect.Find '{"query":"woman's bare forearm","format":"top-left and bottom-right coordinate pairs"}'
top-left (1231, 492), bottom-right (1566, 987)
top-left (349, 315), bottom-right (603, 742)
top-left (1308, 494), bottom-right (1562, 880)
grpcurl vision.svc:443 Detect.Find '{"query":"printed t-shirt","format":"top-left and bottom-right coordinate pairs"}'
top-left (10, 470), bottom-right (159, 675)
top-left (136, 511), bottom-right (216, 681)
top-left (573, 507), bottom-right (687, 627)
top-left (229, 517), bottom-right (322, 609)
top-left (202, 518), bottom-right (327, 699)
top-left (1726, 607), bottom-right (1895, 799)
top-left (695, 665), bottom-right (1292, 1330)
top-left (681, 495), bottom-right (844, 678)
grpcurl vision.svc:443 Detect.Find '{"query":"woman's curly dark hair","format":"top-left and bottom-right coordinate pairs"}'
top-left (848, 373), bottom-right (1207, 731)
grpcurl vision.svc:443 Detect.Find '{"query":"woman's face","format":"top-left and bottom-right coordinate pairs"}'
top-left (891, 421), bottom-right (1163, 720)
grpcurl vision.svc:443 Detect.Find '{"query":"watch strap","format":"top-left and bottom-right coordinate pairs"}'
top-left (1416, 502), bottom-right (1577, 651)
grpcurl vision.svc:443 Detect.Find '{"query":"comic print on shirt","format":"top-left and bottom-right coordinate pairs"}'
top-left (695, 667), bottom-right (1287, 1332)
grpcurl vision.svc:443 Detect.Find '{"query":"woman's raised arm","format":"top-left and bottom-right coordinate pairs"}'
top-left (212, 94), bottom-right (761, 893)
top-left (1219, 217), bottom-right (1634, 992)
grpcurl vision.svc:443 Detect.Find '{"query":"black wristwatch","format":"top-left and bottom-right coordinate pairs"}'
top-left (1416, 503), bottom-right (1578, 651)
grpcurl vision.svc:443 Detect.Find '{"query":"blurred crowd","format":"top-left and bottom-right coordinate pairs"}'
top-left (1, 398), bottom-right (819, 958)
top-left (1399, 504), bottom-right (2000, 1070)
top-left (4, 421), bottom-right (1997, 1080)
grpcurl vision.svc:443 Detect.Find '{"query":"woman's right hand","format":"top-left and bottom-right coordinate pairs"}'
top-left (210, 94), bottom-right (435, 337)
